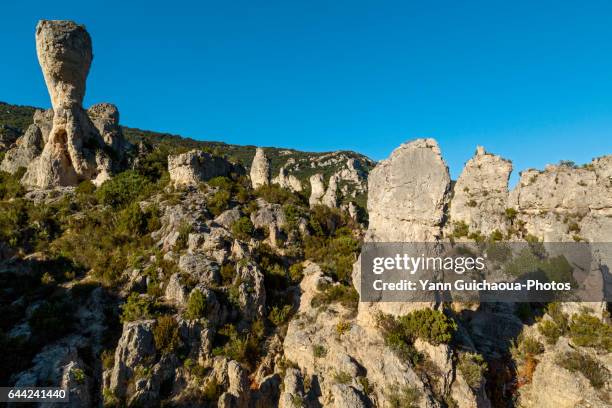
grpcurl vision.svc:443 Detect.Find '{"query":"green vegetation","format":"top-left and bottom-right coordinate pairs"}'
top-left (375, 309), bottom-right (456, 369)
top-left (386, 384), bottom-right (422, 408)
top-left (96, 170), bottom-right (153, 208)
top-left (153, 315), bottom-right (181, 354)
top-left (184, 289), bottom-right (207, 321)
top-left (120, 293), bottom-right (155, 322)
top-left (452, 220), bottom-right (469, 238)
top-left (557, 351), bottom-right (607, 389)
top-left (268, 305), bottom-right (293, 326)
top-left (568, 312), bottom-right (612, 351)
top-left (312, 344), bottom-right (327, 358)
top-left (458, 352), bottom-right (487, 389)
top-left (231, 216), bottom-right (254, 241)
top-left (310, 282), bottom-right (359, 313)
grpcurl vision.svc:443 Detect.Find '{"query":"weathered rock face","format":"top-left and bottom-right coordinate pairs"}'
top-left (8, 20), bottom-right (127, 188)
top-left (309, 173), bottom-right (339, 208)
top-left (321, 174), bottom-right (338, 208)
top-left (309, 173), bottom-right (326, 207)
top-left (168, 150), bottom-right (236, 186)
top-left (367, 138), bottom-right (451, 242)
top-left (250, 147), bottom-right (270, 188)
top-left (109, 320), bottom-right (156, 399)
top-left (508, 156), bottom-right (612, 242)
top-left (272, 165), bottom-right (302, 192)
top-left (450, 146), bottom-right (512, 236)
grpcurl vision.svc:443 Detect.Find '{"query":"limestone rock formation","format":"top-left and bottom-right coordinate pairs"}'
top-left (309, 173), bottom-right (326, 207)
top-left (366, 138), bottom-right (451, 242)
top-left (1, 109), bottom-right (53, 173)
top-left (450, 146), bottom-right (512, 236)
top-left (18, 20), bottom-right (126, 188)
top-left (272, 165), bottom-right (302, 192)
top-left (508, 156), bottom-right (612, 242)
top-left (168, 149), bottom-right (235, 186)
top-left (250, 147), bottom-right (270, 188)
top-left (321, 174), bottom-right (338, 208)
top-left (309, 173), bottom-right (339, 208)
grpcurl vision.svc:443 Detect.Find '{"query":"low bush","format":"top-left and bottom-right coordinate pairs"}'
top-left (153, 315), bottom-right (180, 355)
top-left (96, 170), bottom-right (152, 208)
top-left (458, 352), bottom-right (488, 389)
top-left (231, 216), bottom-right (254, 241)
top-left (120, 293), bottom-right (155, 322)
top-left (386, 384), bottom-right (422, 408)
top-left (310, 283), bottom-right (359, 312)
top-left (184, 289), bottom-right (207, 321)
top-left (557, 351), bottom-right (607, 389)
top-left (312, 344), bottom-right (327, 358)
top-left (568, 312), bottom-right (612, 351)
top-left (268, 305), bottom-right (293, 326)
top-left (452, 221), bottom-right (469, 238)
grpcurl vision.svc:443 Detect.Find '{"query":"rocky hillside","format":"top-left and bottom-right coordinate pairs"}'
top-left (1, 19), bottom-right (611, 408)
top-left (0, 101), bottom-right (374, 209)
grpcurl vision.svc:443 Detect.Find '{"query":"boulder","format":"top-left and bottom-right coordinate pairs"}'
top-left (272, 164), bottom-right (302, 192)
top-left (168, 149), bottom-right (235, 186)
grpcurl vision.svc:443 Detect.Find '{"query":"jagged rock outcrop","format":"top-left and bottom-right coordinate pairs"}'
top-left (1, 109), bottom-right (53, 173)
top-left (168, 150), bottom-right (235, 186)
top-left (272, 165), bottom-right (302, 192)
top-left (508, 156), bottom-right (612, 242)
top-left (450, 146), bottom-right (512, 236)
top-left (109, 320), bottom-right (156, 399)
top-left (309, 173), bottom-right (326, 206)
top-left (250, 147), bottom-right (270, 188)
top-left (366, 138), bottom-right (451, 242)
top-left (17, 20), bottom-right (126, 188)
top-left (309, 173), bottom-right (339, 208)
top-left (321, 174), bottom-right (338, 208)
top-left (250, 198), bottom-right (287, 247)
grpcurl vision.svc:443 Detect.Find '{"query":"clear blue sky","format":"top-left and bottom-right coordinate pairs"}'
top-left (3, 1), bottom-right (612, 184)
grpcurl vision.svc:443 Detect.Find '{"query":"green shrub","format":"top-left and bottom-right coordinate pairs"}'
top-left (568, 313), bottom-right (612, 351)
top-left (333, 371), bottom-right (352, 384)
top-left (467, 199), bottom-right (477, 207)
top-left (75, 180), bottom-right (96, 196)
top-left (310, 283), bottom-right (359, 312)
top-left (220, 262), bottom-right (236, 285)
top-left (174, 221), bottom-right (193, 251)
top-left (312, 344), bottom-right (327, 358)
top-left (207, 190), bottom-right (231, 216)
top-left (557, 351), bottom-right (607, 389)
top-left (153, 315), bottom-right (180, 354)
top-left (101, 350), bottom-right (115, 370)
top-left (184, 289), bottom-right (207, 320)
top-left (202, 377), bottom-right (221, 401)
top-left (212, 324), bottom-right (261, 367)
top-left (71, 367), bottom-right (86, 384)
top-left (458, 352), bottom-right (488, 389)
top-left (0, 169), bottom-right (26, 200)
top-left (396, 309), bottom-right (457, 345)
top-left (231, 216), bottom-right (254, 241)
top-left (268, 305), bottom-right (293, 326)
top-left (120, 293), bottom-right (155, 322)
top-left (505, 208), bottom-right (518, 222)
top-left (96, 170), bottom-right (152, 208)
top-left (452, 221), bottom-right (469, 238)
top-left (255, 184), bottom-right (299, 205)
top-left (386, 384), bottom-right (422, 408)
top-left (288, 263), bottom-right (304, 284)
top-left (538, 320), bottom-right (562, 345)
top-left (490, 229), bottom-right (503, 242)
top-left (511, 333), bottom-right (544, 362)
